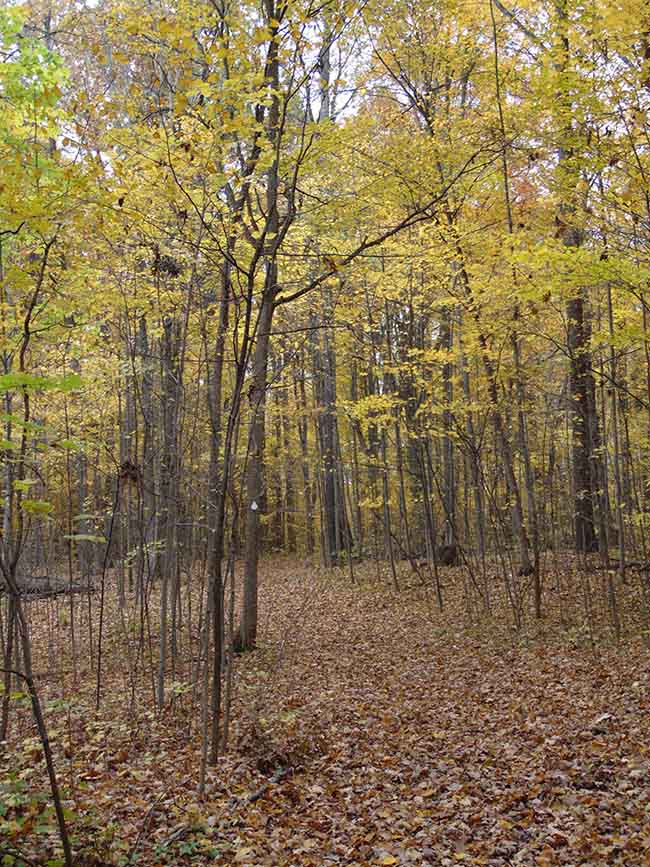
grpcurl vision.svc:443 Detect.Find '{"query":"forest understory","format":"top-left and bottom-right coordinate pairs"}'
top-left (5, 0), bottom-right (650, 863)
top-left (2, 557), bottom-right (650, 867)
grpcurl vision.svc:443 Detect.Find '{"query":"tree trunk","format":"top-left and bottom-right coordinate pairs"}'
top-left (241, 291), bottom-right (275, 650)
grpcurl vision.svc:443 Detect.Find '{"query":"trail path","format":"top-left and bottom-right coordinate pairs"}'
top-left (234, 575), bottom-right (650, 866)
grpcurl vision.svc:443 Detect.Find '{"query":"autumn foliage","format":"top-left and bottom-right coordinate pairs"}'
top-left (2, 0), bottom-right (650, 863)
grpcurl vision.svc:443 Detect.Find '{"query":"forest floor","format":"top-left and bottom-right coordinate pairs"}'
top-left (2, 557), bottom-right (650, 866)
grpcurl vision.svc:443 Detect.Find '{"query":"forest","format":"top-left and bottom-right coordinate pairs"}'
top-left (1, 0), bottom-right (650, 863)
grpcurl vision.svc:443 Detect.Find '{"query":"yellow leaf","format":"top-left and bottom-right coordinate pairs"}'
top-left (378, 858), bottom-right (399, 866)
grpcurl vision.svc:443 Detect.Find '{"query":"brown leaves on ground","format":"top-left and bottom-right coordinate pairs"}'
top-left (2, 558), bottom-right (650, 866)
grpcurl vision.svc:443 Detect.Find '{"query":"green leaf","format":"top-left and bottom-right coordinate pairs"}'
top-left (13, 480), bottom-right (37, 492)
top-left (0, 373), bottom-right (82, 393)
top-left (21, 499), bottom-right (54, 515)
top-left (0, 413), bottom-right (43, 431)
top-left (63, 533), bottom-right (106, 544)
top-left (57, 374), bottom-right (82, 392)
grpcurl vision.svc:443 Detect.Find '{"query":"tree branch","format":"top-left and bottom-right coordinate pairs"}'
top-left (491, 0), bottom-right (545, 47)
top-left (274, 149), bottom-right (499, 307)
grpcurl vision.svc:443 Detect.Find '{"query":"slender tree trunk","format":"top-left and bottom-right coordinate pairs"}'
top-left (490, 0), bottom-right (540, 602)
top-left (202, 258), bottom-right (231, 763)
top-left (294, 356), bottom-right (315, 554)
top-left (240, 0), bottom-right (283, 649)
top-left (555, 0), bottom-right (600, 554)
top-left (281, 349), bottom-right (297, 552)
top-left (440, 307), bottom-right (456, 548)
top-left (241, 290), bottom-right (275, 650)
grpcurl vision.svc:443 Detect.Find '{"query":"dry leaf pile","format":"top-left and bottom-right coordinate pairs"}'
top-left (1, 558), bottom-right (649, 866)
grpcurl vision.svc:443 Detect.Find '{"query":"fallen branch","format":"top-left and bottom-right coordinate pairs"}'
top-left (245, 765), bottom-right (292, 803)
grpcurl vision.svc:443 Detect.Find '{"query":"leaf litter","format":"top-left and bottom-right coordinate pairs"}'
top-left (1, 557), bottom-right (650, 866)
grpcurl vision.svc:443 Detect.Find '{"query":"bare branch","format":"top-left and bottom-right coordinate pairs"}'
top-left (491, 0), bottom-right (545, 47)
